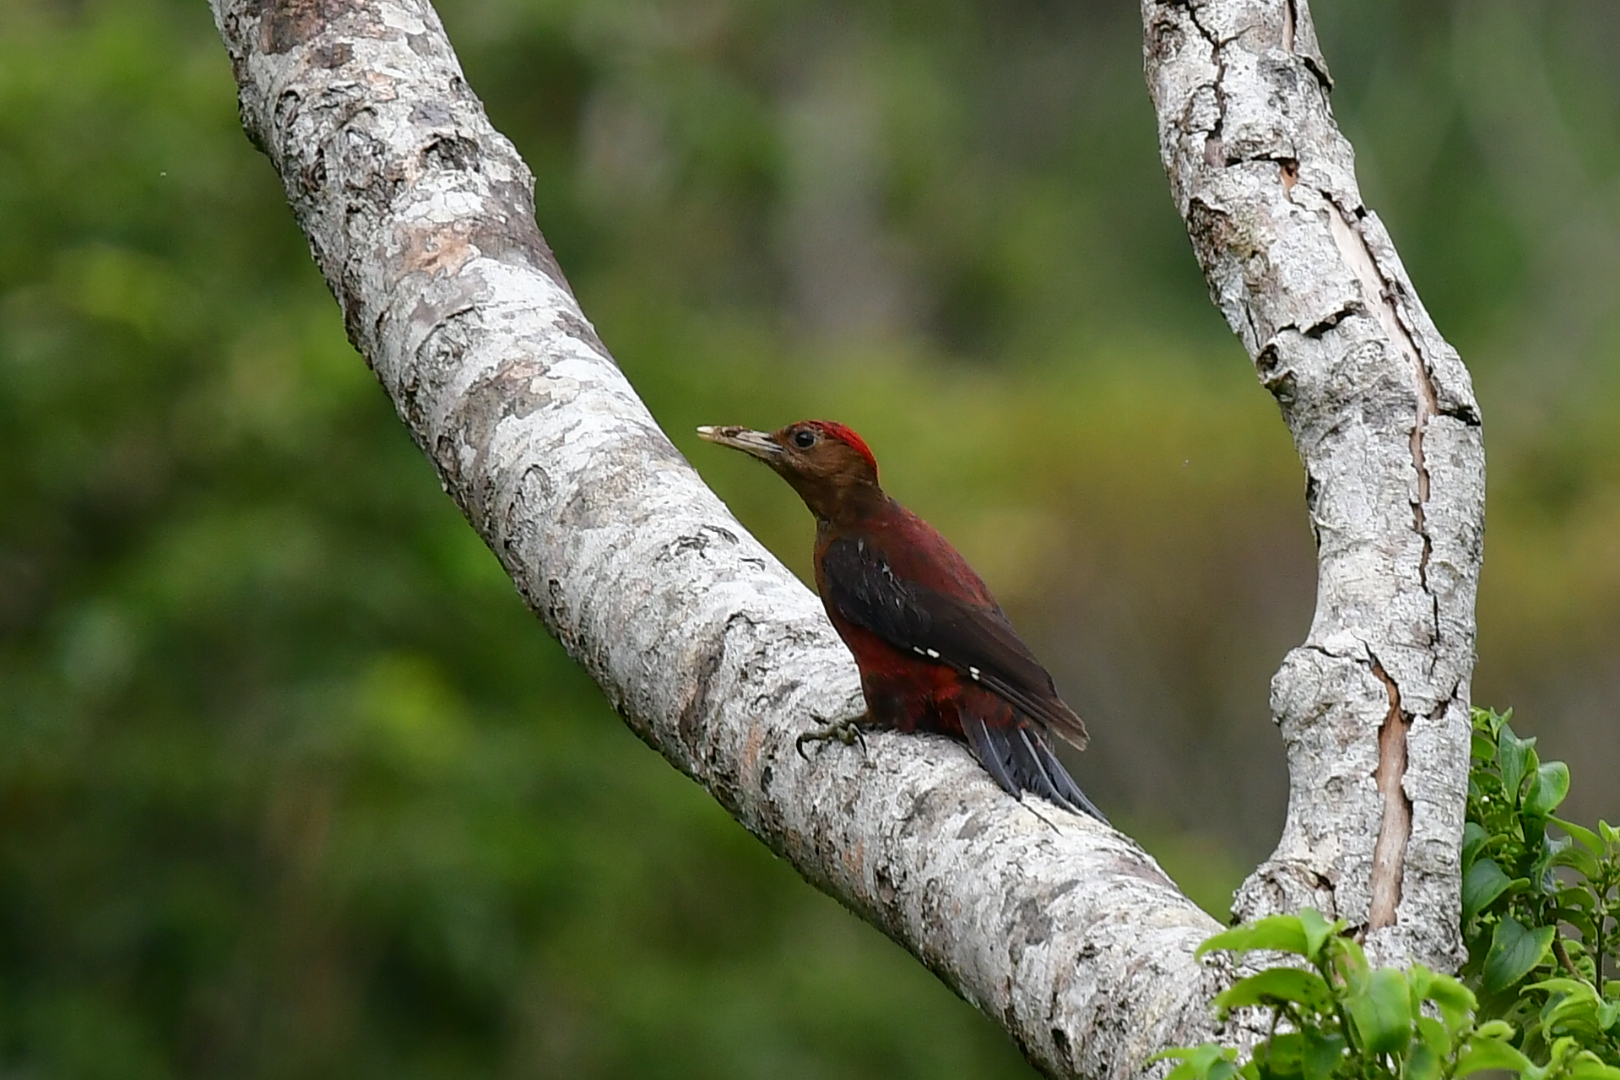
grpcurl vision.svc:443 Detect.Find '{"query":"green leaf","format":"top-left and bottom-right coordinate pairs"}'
top-left (1462, 859), bottom-right (1517, 925)
top-left (1215, 968), bottom-right (1335, 1015)
top-left (1300, 1030), bottom-right (1343, 1080)
top-left (1535, 979), bottom-right (1604, 1036)
top-left (1197, 916), bottom-right (1308, 959)
top-left (1257, 1032), bottom-right (1305, 1080)
top-left (1472, 707), bottom-right (1506, 739)
top-left (1552, 817), bottom-right (1605, 856)
top-left (1463, 822), bottom-right (1490, 870)
top-left (1422, 973), bottom-right (1476, 1033)
top-left (1335, 937), bottom-right (1371, 979)
top-left (1530, 838), bottom-right (1566, 893)
top-left (1471, 731), bottom-right (1498, 763)
top-left (1409, 963), bottom-right (1432, 1001)
top-left (1499, 726), bottom-right (1538, 806)
top-left (1547, 1036), bottom-right (1579, 1074)
top-left (1405, 1040), bottom-right (1440, 1080)
top-left (1152, 1042), bottom-right (1233, 1080)
top-left (1298, 908), bottom-right (1341, 963)
top-left (1556, 886), bottom-right (1598, 911)
top-left (1525, 761), bottom-right (1571, 818)
top-left (1415, 1015), bottom-right (1449, 1058)
top-left (1482, 917), bottom-right (1555, 994)
top-left (1456, 1035), bottom-right (1532, 1076)
top-left (1566, 1056), bottom-right (1620, 1080)
top-left (1345, 967), bottom-right (1412, 1056)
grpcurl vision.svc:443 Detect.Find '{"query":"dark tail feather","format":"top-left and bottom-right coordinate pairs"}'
top-left (961, 713), bottom-right (1108, 824)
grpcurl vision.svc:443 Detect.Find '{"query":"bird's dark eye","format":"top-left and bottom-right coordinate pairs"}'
top-left (792, 429), bottom-right (817, 449)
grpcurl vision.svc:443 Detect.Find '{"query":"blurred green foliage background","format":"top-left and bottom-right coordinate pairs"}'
top-left (2, 0), bottom-right (1619, 1076)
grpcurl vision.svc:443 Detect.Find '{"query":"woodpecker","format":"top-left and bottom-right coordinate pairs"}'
top-left (698, 419), bottom-right (1105, 821)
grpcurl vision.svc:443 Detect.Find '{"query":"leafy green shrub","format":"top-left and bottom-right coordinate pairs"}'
top-left (1157, 707), bottom-right (1620, 1080)
top-left (1463, 707), bottom-right (1620, 1062)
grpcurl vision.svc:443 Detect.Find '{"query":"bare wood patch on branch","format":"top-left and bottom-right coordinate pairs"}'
top-left (1368, 653), bottom-right (1412, 930)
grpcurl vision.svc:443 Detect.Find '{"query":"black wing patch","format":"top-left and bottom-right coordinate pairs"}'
top-left (821, 537), bottom-right (1090, 750)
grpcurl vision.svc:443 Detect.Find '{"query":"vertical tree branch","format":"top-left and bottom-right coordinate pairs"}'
top-left (1142, 0), bottom-right (1485, 967)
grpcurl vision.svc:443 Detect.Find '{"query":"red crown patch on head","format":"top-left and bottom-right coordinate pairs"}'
top-left (805, 420), bottom-right (878, 474)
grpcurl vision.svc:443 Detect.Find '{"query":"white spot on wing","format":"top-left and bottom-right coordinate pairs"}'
top-left (925, 648), bottom-right (940, 659)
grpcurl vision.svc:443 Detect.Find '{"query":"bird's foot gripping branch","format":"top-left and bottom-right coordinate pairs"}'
top-left (795, 711), bottom-right (871, 758)
top-left (1164, 708), bottom-right (1620, 1080)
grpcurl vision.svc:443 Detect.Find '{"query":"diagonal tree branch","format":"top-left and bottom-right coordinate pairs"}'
top-left (1142, 0), bottom-right (1484, 968)
top-left (210, 2), bottom-right (1236, 1077)
top-left (209, 0), bottom-right (1483, 1073)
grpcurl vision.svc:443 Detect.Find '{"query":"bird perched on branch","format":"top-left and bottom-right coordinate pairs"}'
top-left (698, 419), bottom-right (1105, 822)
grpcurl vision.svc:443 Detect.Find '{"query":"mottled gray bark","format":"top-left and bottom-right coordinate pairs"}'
top-left (1142, 0), bottom-right (1484, 968)
top-left (209, 0), bottom-right (1481, 1074)
top-left (210, 2), bottom-right (1233, 1078)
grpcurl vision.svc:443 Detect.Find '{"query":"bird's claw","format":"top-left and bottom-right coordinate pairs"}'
top-left (796, 714), bottom-right (870, 759)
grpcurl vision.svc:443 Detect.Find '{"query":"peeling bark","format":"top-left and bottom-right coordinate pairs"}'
top-left (1142, 0), bottom-right (1484, 968)
top-left (207, 0), bottom-right (1482, 1072)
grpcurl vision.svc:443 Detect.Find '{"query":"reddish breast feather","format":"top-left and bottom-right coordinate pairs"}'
top-left (828, 616), bottom-right (969, 737)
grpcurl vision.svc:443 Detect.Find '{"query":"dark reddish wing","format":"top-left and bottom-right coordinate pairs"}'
top-left (820, 537), bottom-right (1090, 750)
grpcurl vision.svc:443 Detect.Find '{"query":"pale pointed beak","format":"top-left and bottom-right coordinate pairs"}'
top-left (696, 425), bottom-right (783, 461)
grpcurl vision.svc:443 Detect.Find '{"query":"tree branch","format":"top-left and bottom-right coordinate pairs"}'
top-left (209, 2), bottom-right (1241, 1076)
top-left (211, 0), bottom-right (1485, 1070)
top-left (1142, 0), bottom-right (1484, 967)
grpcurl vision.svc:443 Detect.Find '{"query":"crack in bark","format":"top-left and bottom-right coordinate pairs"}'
top-left (1366, 649), bottom-right (1412, 931)
top-left (1301, 641), bottom-right (1355, 662)
top-left (1280, 156), bottom-right (1299, 194)
top-left (1182, 0), bottom-right (1230, 162)
top-left (1324, 199), bottom-right (1440, 919)
top-left (1281, 300), bottom-right (1357, 340)
top-left (1324, 200), bottom-right (1438, 534)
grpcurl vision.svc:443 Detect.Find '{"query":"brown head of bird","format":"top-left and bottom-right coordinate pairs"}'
top-left (696, 420), bottom-right (886, 524)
